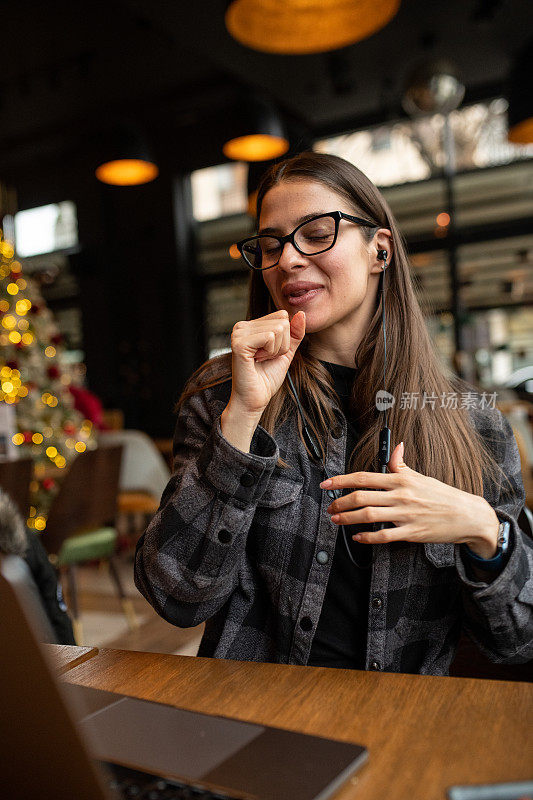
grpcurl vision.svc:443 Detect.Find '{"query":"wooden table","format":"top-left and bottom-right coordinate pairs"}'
top-left (62, 648), bottom-right (533, 800)
top-left (45, 644), bottom-right (99, 674)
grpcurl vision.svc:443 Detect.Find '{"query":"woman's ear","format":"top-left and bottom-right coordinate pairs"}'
top-left (370, 228), bottom-right (393, 273)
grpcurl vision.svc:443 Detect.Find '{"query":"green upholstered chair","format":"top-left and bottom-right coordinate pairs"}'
top-left (41, 444), bottom-right (137, 643)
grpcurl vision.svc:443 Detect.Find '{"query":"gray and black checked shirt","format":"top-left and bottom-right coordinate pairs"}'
top-left (134, 375), bottom-right (533, 674)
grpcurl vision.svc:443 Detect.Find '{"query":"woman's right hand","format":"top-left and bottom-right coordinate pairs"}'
top-left (228, 309), bottom-right (306, 417)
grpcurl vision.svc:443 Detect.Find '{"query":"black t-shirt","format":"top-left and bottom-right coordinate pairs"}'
top-left (307, 361), bottom-right (372, 670)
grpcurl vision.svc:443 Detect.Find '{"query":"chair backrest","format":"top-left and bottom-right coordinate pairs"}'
top-left (0, 457), bottom-right (34, 520)
top-left (98, 429), bottom-right (170, 497)
top-left (42, 445), bottom-right (123, 557)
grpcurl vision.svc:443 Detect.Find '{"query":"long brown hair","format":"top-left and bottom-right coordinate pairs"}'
top-left (179, 152), bottom-right (504, 497)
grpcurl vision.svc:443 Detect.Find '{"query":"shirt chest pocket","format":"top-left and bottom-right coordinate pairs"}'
top-left (249, 471), bottom-right (305, 573)
top-left (423, 542), bottom-right (457, 569)
top-left (391, 542), bottom-right (459, 632)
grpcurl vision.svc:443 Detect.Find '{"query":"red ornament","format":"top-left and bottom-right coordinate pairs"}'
top-left (47, 365), bottom-right (60, 380)
top-left (42, 478), bottom-right (56, 491)
top-left (23, 431), bottom-right (32, 443)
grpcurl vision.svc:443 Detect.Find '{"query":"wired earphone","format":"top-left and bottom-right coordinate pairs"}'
top-left (286, 248), bottom-right (390, 569)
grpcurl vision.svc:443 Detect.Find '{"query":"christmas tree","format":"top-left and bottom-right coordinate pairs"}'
top-left (0, 228), bottom-right (95, 528)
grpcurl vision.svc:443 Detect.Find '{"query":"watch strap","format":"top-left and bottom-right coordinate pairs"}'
top-left (464, 520), bottom-right (510, 572)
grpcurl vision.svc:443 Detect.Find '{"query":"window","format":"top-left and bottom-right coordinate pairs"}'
top-left (315, 99), bottom-right (533, 189)
top-left (191, 162), bottom-right (248, 222)
top-left (411, 235), bottom-right (533, 385)
top-left (379, 159), bottom-right (533, 238)
top-left (14, 201), bottom-right (78, 258)
top-left (206, 277), bottom-right (249, 359)
top-left (13, 203), bottom-right (83, 363)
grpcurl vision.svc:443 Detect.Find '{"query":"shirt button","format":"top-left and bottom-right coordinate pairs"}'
top-left (372, 596), bottom-right (383, 609)
top-left (240, 472), bottom-right (255, 487)
top-left (369, 660), bottom-right (382, 671)
top-left (299, 616), bottom-right (313, 631)
top-left (218, 529), bottom-right (232, 544)
top-left (316, 550), bottom-right (329, 565)
top-left (326, 489), bottom-right (339, 500)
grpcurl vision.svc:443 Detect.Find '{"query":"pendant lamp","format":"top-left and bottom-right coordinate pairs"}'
top-left (225, 0), bottom-right (400, 55)
top-left (402, 60), bottom-right (465, 117)
top-left (223, 96), bottom-right (289, 162)
top-left (508, 39), bottom-right (533, 144)
top-left (95, 123), bottom-right (159, 186)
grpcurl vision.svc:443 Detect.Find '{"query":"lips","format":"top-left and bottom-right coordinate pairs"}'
top-left (282, 281), bottom-right (324, 297)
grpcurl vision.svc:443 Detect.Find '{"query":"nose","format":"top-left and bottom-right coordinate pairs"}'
top-left (276, 240), bottom-right (308, 271)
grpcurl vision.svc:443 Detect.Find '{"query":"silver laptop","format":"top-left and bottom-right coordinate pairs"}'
top-left (0, 555), bottom-right (368, 800)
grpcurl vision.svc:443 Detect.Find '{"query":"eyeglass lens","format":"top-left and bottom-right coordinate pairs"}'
top-left (242, 215), bottom-right (337, 269)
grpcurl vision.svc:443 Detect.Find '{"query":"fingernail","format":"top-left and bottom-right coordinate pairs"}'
top-left (320, 479), bottom-right (332, 488)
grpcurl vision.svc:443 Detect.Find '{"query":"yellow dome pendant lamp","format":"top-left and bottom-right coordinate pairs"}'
top-left (223, 95), bottom-right (289, 162)
top-left (96, 159), bottom-right (158, 186)
top-left (95, 123), bottom-right (159, 186)
top-left (225, 0), bottom-right (401, 55)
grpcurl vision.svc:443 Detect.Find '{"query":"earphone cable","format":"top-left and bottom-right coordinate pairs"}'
top-left (382, 261), bottom-right (388, 429)
top-left (286, 371), bottom-right (322, 461)
top-left (285, 330), bottom-right (378, 570)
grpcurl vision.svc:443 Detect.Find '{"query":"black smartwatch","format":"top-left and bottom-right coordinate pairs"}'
top-left (464, 520), bottom-right (510, 572)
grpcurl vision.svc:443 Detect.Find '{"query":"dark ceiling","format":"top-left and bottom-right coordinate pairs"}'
top-left (2, 0), bottom-right (531, 178)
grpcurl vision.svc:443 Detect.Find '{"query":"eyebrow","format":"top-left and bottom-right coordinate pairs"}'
top-left (258, 212), bottom-right (327, 235)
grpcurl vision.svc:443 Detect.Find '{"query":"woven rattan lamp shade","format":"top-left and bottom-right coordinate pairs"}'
top-left (225, 0), bottom-right (400, 54)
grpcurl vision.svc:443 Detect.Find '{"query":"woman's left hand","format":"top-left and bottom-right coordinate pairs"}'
top-left (321, 442), bottom-right (500, 559)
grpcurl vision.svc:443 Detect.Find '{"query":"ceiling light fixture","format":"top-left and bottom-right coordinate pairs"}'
top-left (223, 96), bottom-right (289, 162)
top-left (402, 60), bottom-right (465, 117)
top-left (95, 124), bottom-right (159, 186)
top-left (225, 0), bottom-right (400, 55)
top-left (96, 159), bottom-right (158, 186)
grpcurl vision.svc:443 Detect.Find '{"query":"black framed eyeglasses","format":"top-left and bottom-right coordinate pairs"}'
top-left (236, 211), bottom-right (378, 271)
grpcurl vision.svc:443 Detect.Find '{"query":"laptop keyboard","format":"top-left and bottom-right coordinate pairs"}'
top-left (103, 761), bottom-right (248, 800)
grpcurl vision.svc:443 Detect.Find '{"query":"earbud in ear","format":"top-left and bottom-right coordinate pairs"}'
top-left (377, 249), bottom-right (388, 269)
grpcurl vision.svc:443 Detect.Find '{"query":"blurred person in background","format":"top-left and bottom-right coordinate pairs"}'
top-left (0, 488), bottom-right (75, 644)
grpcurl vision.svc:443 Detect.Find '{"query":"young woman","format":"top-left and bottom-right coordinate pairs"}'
top-left (135, 152), bottom-right (532, 674)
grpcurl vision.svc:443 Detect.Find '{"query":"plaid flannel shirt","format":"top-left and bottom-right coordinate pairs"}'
top-left (134, 376), bottom-right (533, 674)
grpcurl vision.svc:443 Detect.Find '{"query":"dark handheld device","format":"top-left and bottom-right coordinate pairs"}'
top-left (378, 426), bottom-right (391, 473)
